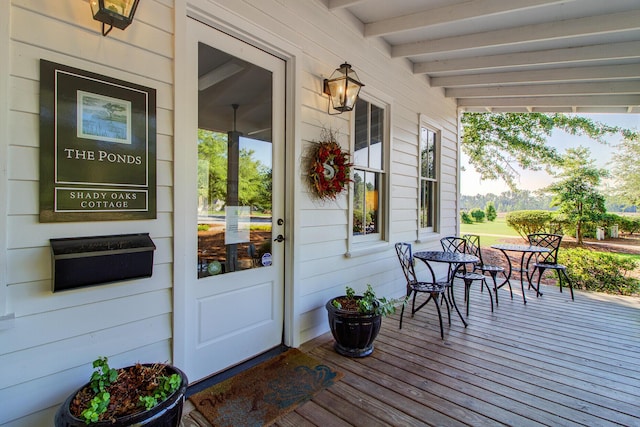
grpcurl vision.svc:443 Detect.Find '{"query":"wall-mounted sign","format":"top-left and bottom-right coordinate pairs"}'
top-left (39, 60), bottom-right (156, 222)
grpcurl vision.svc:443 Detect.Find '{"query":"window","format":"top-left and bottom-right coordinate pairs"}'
top-left (419, 120), bottom-right (439, 233)
top-left (352, 97), bottom-right (386, 242)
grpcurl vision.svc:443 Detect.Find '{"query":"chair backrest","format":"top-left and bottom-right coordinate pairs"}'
top-left (440, 236), bottom-right (466, 254)
top-left (440, 236), bottom-right (468, 278)
top-left (395, 242), bottom-right (436, 286)
top-left (462, 234), bottom-right (484, 263)
top-left (528, 233), bottom-right (562, 264)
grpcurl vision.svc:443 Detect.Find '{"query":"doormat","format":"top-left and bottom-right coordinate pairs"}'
top-left (189, 348), bottom-right (343, 427)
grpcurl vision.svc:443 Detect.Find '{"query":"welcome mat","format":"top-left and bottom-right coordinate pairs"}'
top-left (189, 348), bottom-right (343, 427)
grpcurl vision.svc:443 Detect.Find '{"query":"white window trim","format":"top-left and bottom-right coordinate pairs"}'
top-left (346, 92), bottom-right (392, 258)
top-left (417, 114), bottom-right (442, 242)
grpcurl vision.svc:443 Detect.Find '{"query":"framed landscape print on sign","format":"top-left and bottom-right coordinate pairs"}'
top-left (39, 59), bottom-right (156, 222)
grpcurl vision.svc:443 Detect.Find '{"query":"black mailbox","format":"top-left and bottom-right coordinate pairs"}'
top-left (50, 233), bottom-right (156, 292)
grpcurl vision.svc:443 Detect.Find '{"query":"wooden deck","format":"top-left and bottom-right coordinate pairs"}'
top-left (183, 282), bottom-right (640, 427)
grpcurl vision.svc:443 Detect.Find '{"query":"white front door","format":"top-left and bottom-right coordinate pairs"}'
top-left (180, 18), bottom-right (286, 382)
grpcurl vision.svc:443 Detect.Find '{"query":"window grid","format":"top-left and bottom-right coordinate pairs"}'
top-left (419, 125), bottom-right (438, 231)
top-left (353, 98), bottom-right (385, 238)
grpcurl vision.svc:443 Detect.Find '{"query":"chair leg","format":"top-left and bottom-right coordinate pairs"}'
top-left (535, 267), bottom-right (546, 297)
top-left (441, 292), bottom-right (452, 325)
top-left (464, 279), bottom-right (471, 316)
top-left (489, 272), bottom-right (499, 306)
top-left (559, 268), bottom-right (574, 300)
top-left (556, 269), bottom-right (564, 293)
top-left (434, 293), bottom-right (444, 339)
top-left (482, 278), bottom-right (494, 312)
top-left (399, 296), bottom-right (407, 329)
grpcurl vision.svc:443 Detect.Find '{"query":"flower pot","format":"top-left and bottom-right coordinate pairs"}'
top-left (326, 297), bottom-right (382, 357)
top-left (54, 364), bottom-right (188, 427)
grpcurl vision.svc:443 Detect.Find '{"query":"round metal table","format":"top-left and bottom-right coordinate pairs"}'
top-left (490, 244), bottom-right (551, 304)
top-left (413, 251), bottom-right (479, 327)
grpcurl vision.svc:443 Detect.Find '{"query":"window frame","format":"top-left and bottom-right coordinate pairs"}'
top-left (346, 93), bottom-right (391, 257)
top-left (417, 115), bottom-right (441, 240)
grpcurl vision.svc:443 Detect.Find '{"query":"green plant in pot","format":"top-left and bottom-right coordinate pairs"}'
top-left (54, 356), bottom-right (188, 426)
top-left (326, 284), bottom-right (405, 358)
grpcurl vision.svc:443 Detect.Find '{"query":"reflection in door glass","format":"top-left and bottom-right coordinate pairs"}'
top-left (196, 43), bottom-right (273, 278)
top-left (198, 132), bottom-right (273, 277)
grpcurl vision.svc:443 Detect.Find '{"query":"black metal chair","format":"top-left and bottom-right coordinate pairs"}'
top-left (463, 234), bottom-right (507, 306)
top-left (440, 236), bottom-right (494, 315)
top-left (527, 233), bottom-right (574, 300)
top-left (395, 242), bottom-right (449, 339)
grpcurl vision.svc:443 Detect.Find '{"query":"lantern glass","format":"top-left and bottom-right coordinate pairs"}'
top-left (325, 63), bottom-right (364, 113)
top-left (90, 0), bottom-right (139, 32)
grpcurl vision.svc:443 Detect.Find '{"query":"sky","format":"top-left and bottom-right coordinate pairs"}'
top-left (460, 113), bottom-right (640, 196)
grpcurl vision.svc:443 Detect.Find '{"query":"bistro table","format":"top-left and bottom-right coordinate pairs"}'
top-left (413, 251), bottom-right (479, 328)
top-left (490, 243), bottom-right (551, 304)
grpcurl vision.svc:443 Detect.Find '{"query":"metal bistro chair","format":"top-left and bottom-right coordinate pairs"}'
top-left (395, 242), bottom-right (449, 339)
top-left (440, 236), bottom-right (494, 315)
top-left (463, 234), bottom-right (507, 306)
top-left (527, 233), bottom-right (574, 300)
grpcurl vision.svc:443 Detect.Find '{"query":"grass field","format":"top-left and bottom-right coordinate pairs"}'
top-left (459, 216), bottom-right (522, 247)
top-left (461, 216), bottom-right (640, 262)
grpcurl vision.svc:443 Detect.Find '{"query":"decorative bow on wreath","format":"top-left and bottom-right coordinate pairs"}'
top-left (309, 130), bottom-right (352, 200)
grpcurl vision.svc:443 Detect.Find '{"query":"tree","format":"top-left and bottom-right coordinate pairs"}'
top-left (470, 208), bottom-right (485, 222)
top-left (461, 113), bottom-right (629, 190)
top-left (197, 130), bottom-right (272, 212)
top-left (484, 201), bottom-right (497, 221)
top-left (610, 133), bottom-right (640, 207)
top-left (541, 147), bottom-right (608, 245)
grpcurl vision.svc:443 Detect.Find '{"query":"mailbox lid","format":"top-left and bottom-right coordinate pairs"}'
top-left (50, 233), bottom-right (156, 259)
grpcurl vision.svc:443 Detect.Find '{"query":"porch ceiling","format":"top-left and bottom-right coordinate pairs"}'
top-left (326, 0), bottom-right (640, 113)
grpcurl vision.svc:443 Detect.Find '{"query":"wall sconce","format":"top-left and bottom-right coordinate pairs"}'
top-left (323, 62), bottom-right (364, 115)
top-left (90, 0), bottom-right (140, 36)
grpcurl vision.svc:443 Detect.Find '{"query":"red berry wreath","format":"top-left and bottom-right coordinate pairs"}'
top-left (309, 139), bottom-right (352, 200)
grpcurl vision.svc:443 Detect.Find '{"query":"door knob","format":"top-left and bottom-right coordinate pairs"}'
top-left (274, 234), bottom-right (285, 243)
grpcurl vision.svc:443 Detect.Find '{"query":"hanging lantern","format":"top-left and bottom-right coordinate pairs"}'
top-left (90, 0), bottom-right (141, 36)
top-left (323, 63), bottom-right (365, 115)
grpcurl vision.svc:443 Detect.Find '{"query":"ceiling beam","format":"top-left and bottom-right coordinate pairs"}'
top-left (445, 81), bottom-right (640, 98)
top-left (431, 64), bottom-right (640, 87)
top-left (457, 95), bottom-right (640, 107)
top-left (391, 10), bottom-right (640, 58)
top-left (327, 0), bottom-right (367, 10)
top-left (364, 0), bottom-right (570, 37)
top-left (413, 41), bottom-right (640, 74)
top-left (198, 60), bottom-right (245, 91)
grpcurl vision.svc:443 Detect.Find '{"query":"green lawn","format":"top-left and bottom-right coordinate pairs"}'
top-left (461, 216), bottom-right (640, 262)
top-left (460, 216), bottom-right (523, 247)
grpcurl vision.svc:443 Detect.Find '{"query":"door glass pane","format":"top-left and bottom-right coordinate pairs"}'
top-left (197, 43), bottom-right (273, 278)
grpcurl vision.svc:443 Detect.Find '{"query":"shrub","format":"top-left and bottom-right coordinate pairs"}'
top-left (198, 224), bottom-right (210, 231)
top-left (618, 216), bottom-right (640, 235)
top-left (485, 201), bottom-right (497, 222)
top-left (559, 248), bottom-right (639, 295)
top-left (460, 211), bottom-right (473, 224)
top-left (505, 210), bottom-right (555, 239)
top-left (470, 208), bottom-right (485, 222)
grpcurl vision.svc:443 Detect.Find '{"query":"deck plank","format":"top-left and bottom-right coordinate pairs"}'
top-left (185, 282), bottom-right (640, 426)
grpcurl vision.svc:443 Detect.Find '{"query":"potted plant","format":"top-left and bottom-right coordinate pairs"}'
top-left (54, 356), bottom-right (188, 426)
top-left (326, 284), bottom-right (405, 358)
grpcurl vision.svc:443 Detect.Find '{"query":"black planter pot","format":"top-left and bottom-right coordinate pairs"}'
top-left (326, 297), bottom-right (382, 357)
top-left (54, 364), bottom-right (188, 427)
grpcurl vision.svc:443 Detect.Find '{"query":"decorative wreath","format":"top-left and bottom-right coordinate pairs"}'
top-left (309, 131), bottom-right (352, 200)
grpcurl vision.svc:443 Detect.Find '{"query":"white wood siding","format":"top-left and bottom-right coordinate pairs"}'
top-left (0, 0), bottom-right (175, 425)
top-left (193, 0), bottom-right (459, 343)
top-left (0, 0), bottom-right (460, 424)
